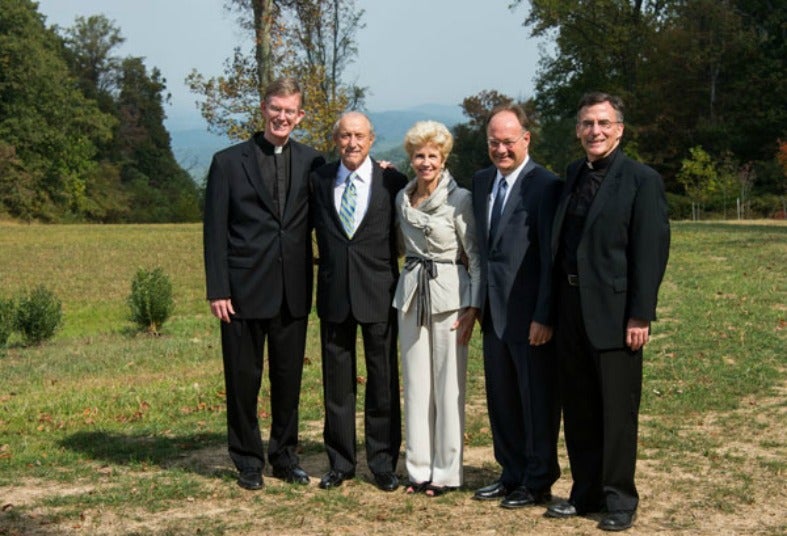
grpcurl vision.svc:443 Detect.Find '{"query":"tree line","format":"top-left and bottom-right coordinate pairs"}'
top-left (455, 0), bottom-right (785, 219)
top-left (2, 0), bottom-right (784, 222)
top-left (0, 0), bottom-right (200, 222)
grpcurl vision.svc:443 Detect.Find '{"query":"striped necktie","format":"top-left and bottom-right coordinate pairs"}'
top-left (339, 172), bottom-right (357, 238)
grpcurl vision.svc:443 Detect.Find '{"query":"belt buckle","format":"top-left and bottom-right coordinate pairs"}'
top-left (567, 274), bottom-right (579, 287)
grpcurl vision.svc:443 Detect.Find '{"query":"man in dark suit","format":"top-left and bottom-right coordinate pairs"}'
top-left (471, 104), bottom-right (562, 509)
top-left (310, 111), bottom-right (406, 492)
top-left (203, 77), bottom-right (325, 490)
top-left (546, 92), bottom-right (670, 532)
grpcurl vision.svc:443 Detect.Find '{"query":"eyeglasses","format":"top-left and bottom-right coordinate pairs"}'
top-left (487, 133), bottom-right (525, 150)
top-left (267, 104), bottom-right (300, 119)
top-left (578, 120), bottom-right (622, 131)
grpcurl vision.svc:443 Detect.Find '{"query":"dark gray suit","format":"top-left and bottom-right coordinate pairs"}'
top-left (310, 159), bottom-right (406, 475)
top-left (471, 158), bottom-right (562, 492)
top-left (204, 134), bottom-right (324, 473)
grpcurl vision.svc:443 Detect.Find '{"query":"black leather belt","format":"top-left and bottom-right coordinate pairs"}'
top-left (567, 274), bottom-right (579, 287)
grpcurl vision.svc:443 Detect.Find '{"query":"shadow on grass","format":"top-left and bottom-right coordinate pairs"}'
top-left (58, 431), bottom-right (327, 480)
top-left (0, 509), bottom-right (65, 536)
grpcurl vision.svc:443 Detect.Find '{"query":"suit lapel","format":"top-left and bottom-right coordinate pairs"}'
top-left (352, 161), bottom-right (382, 238)
top-left (321, 162), bottom-right (344, 232)
top-left (243, 138), bottom-right (278, 219)
top-left (475, 168), bottom-right (495, 254)
top-left (490, 159), bottom-right (536, 247)
top-left (584, 153), bottom-right (625, 231)
top-left (552, 162), bottom-right (580, 257)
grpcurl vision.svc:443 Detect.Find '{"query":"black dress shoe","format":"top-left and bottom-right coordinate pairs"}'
top-left (372, 471), bottom-right (399, 492)
top-left (237, 469), bottom-right (264, 490)
top-left (473, 480), bottom-right (510, 501)
top-left (500, 486), bottom-right (552, 509)
top-left (318, 469), bottom-right (355, 489)
top-left (598, 511), bottom-right (636, 532)
top-left (272, 464), bottom-right (310, 485)
top-left (545, 500), bottom-right (579, 518)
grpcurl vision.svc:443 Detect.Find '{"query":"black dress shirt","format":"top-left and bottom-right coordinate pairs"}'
top-left (254, 133), bottom-right (291, 217)
top-left (559, 148), bottom-right (619, 276)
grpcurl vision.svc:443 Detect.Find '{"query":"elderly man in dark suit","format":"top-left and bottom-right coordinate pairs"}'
top-left (471, 104), bottom-right (562, 509)
top-left (546, 92), bottom-right (670, 532)
top-left (310, 111), bottom-right (407, 492)
top-left (203, 77), bottom-right (325, 491)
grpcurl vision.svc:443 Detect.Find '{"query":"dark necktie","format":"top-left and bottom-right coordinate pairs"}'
top-left (489, 176), bottom-right (508, 238)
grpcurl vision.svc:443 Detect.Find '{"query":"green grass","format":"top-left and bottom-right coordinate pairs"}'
top-left (644, 222), bottom-right (786, 415)
top-left (0, 221), bottom-right (785, 534)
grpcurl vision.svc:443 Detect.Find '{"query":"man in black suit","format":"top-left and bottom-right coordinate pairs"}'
top-left (471, 104), bottom-right (562, 509)
top-left (310, 111), bottom-right (406, 492)
top-left (203, 77), bottom-right (325, 490)
top-left (546, 92), bottom-right (670, 531)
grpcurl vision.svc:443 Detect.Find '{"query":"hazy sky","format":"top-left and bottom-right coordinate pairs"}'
top-left (36, 0), bottom-right (544, 130)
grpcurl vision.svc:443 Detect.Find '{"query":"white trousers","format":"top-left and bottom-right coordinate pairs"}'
top-left (399, 307), bottom-right (467, 487)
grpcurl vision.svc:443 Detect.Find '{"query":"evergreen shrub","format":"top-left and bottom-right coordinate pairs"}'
top-left (128, 267), bottom-right (173, 334)
top-left (14, 286), bottom-right (62, 345)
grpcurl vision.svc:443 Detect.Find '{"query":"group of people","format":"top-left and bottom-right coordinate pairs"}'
top-left (203, 77), bottom-right (670, 532)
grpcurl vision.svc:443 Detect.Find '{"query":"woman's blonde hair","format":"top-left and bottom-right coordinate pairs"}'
top-left (403, 120), bottom-right (454, 161)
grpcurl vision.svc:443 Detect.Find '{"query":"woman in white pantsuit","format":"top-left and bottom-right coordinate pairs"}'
top-left (393, 121), bottom-right (481, 496)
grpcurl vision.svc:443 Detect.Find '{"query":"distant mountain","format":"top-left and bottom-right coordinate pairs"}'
top-left (169, 103), bottom-right (468, 179)
top-left (170, 128), bottom-right (231, 181)
top-left (368, 103), bottom-right (466, 153)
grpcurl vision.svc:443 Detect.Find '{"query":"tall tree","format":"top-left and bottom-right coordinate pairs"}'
top-left (512, 0), bottom-right (666, 118)
top-left (511, 0), bottom-right (786, 198)
top-left (187, 0), bottom-right (364, 151)
top-left (59, 15), bottom-right (124, 104)
top-left (117, 57), bottom-right (200, 222)
top-left (0, 0), bottom-right (115, 220)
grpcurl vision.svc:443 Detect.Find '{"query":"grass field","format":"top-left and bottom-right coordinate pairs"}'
top-left (0, 221), bottom-right (785, 535)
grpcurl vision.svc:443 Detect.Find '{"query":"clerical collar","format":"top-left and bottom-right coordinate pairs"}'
top-left (585, 147), bottom-right (618, 172)
top-left (255, 133), bottom-right (289, 155)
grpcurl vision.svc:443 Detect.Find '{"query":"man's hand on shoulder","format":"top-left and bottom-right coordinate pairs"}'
top-left (377, 160), bottom-right (396, 170)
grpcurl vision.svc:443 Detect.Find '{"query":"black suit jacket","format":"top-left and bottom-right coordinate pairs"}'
top-left (472, 159), bottom-right (562, 343)
top-left (552, 151), bottom-right (670, 350)
top-left (203, 136), bottom-right (325, 319)
top-left (311, 160), bottom-right (407, 324)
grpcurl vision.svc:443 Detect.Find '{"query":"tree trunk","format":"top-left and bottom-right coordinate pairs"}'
top-left (252, 0), bottom-right (275, 104)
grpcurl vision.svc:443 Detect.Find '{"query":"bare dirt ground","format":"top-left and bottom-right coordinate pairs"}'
top-left (2, 383), bottom-right (784, 535)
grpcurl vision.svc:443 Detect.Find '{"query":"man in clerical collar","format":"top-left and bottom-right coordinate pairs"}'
top-left (548, 92), bottom-right (670, 532)
top-left (203, 77), bottom-right (325, 491)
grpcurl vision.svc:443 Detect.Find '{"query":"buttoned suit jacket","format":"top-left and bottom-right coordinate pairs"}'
top-left (203, 136), bottom-right (325, 319)
top-left (552, 151), bottom-right (670, 350)
top-left (311, 160), bottom-right (408, 324)
top-left (472, 159), bottom-right (562, 343)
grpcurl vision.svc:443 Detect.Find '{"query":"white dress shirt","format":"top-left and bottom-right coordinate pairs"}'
top-left (487, 155), bottom-right (530, 229)
top-left (334, 156), bottom-right (373, 234)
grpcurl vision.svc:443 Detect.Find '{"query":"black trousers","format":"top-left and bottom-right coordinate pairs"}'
top-left (320, 311), bottom-right (401, 475)
top-left (556, 278), bottom-right (642, 513)
top-left (481, 311), bottom-right (560, 492)
top-left (220, 306), bottom-right (307, 472)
